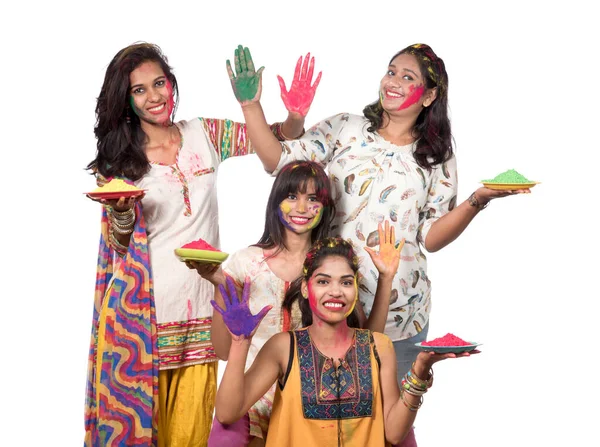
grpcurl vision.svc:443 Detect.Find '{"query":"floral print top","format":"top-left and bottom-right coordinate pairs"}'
top-left (273, 113), bottom-right (458, 341)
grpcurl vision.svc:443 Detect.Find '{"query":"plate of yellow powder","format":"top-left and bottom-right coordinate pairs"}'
top-left (481, 169), bottom-right (539, 190)
top-left (86, 178), bottom-right (145, 200)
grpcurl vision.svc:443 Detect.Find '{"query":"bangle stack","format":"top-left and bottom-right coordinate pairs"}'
top-left (109, 207), bottom-right (135, 235)
top-left (399, 362), bottom-right (433, 412)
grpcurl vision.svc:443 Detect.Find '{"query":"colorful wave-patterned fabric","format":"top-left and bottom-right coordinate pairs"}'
top-left (84, 202), bottom-right (158, 446)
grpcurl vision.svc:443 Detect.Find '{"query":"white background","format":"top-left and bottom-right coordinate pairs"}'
top-left (2, 1), bottom-right (598, 446)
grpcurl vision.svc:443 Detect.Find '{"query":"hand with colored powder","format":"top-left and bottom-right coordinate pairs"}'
top-left (364, 220), bottom-right (405, 279)
top-left (227, 45), bottom-right (264, 105)
top-left (211, 276), bottom-right (272, 339)
top-left (277, 53), bottom-right (322, 117)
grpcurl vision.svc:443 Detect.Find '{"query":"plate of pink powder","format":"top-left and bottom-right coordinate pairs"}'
top-left (415, 333), bottom-right (480, 354)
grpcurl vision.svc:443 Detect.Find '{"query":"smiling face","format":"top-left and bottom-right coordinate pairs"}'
top-left (379, 53), bottom-right (436, 112)
top-left (129, 61), bottom-right (174, 127)
top-left (278, 180), bottom-right (324, 235)
top-left (301, 255), bottom-right (358, 324)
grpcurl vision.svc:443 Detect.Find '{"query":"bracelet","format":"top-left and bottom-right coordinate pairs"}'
top-left (109, 231), bottom-right (129, 255)
top-left (401, 379), bottom-right (427, 397)
top-left (400, 389), bottom-right (422, 412)
top-left (409, 362), bottom-right (434, 389)
top-left (111, 207), bottom-right (135, 218)
top-left (468, 192), bottom-right (488, 210)
top-left (111, 213), bottom-right (135, 226)
top-left (270, 121), bottom-right (304, 141)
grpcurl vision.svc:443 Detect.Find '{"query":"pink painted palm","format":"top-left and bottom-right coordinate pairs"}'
top-left (277, 53), bottom-right (322, 117)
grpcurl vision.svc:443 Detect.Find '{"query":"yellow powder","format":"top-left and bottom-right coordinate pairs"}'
top-left (92, 178), bottom-right (142, 193)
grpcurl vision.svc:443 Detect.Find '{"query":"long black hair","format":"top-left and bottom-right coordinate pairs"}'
top-left (283, 237), bottom-right (360, 328)
top-left (86, 42), bottom-right (179, 180)
top-left (363, 43), bottom-right (453, 171)
top-left (256, 160), bottom-right (335, 253)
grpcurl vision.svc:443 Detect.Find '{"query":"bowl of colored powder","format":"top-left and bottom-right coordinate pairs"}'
top-left (175, 238), bottom-right (229, 264)
top-left (86, 178), bottom-right (145, 200)
top-left (481, 169), bottom-right (538, 190)
top-left (415, 333), bottom-right (480, 354)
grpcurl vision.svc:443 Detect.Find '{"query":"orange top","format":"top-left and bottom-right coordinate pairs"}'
top-left (266, 328), bottom-right (390, 447)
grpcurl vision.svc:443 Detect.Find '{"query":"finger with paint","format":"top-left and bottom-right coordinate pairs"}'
top-left (211, 276), bottom-right (272, 338)
top-left (226, 45), bottom-right (265, 104)
top-left (364, 220), bottom-right (405, 278)
top-left (277, 52), bottom-right (322, 117)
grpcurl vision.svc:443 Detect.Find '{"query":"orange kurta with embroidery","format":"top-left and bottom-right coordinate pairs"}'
top-left (266, 328), bottom-right (390, 447)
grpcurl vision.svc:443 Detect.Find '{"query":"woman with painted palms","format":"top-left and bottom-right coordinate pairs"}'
top-left (192, 160), bottom-right (403, 446)
top-left (235, 43), bottom-right (530, 377)
top-left (84, 43), bottom-right (321, 447)
top-left (212, 238), bottom-right (477, 447)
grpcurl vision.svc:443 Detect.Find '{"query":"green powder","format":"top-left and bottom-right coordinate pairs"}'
top-left (482, 169), bottom-right (531, 183)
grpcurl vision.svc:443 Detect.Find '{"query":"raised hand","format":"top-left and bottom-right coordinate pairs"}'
top-left (364, 220), bottom-right (405, 278)
top-left (227, 45), bottom-right (264, 105)
top-left (211, 276), bottom-right (272, 339)
top-left (277, 53), bottom-right (322, 117)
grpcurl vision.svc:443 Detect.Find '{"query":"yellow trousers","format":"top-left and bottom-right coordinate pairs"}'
top-left (158, 362), bottom-right (218, 447)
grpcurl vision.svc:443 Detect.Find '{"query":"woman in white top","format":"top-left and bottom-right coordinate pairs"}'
top-left (84, 43), bottom-right (317, 447)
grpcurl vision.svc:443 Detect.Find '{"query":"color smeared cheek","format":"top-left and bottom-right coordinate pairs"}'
top-left (398, 84), bottom-right (425, 111)
top-left (307, 282), bottom-right (327, 320)
top-left (129, 96), bottom-right (141, 117)
top-left (166, 80), bottom-right (174, 116)
top-left (278, 201), bottom-right (295, 231)
top-left (379, 90), bottom-right (385, 103)
top-left (306, 205), bottom-right (323, 230)
top-left (343, 277), bottom-right (358, 318)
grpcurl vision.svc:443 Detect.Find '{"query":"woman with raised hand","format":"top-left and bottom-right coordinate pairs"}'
top-left (212, 238), bottom-right (476, 447)
top-left (192, 160), bottom-right (402, 446)
top-left (84, 43), bottom-right (319, 447)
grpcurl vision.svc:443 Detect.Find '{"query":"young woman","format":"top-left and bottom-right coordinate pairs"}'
top-left (193, 160), bottom-right (402, 446)
top-left (84, 43), bottom-right (318, 447)
top-left (212, 238), bottom-right (476, 447)
top-left (234, 43), bottom-right (530, 379)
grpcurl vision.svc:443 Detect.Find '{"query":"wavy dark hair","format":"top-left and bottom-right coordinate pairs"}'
top-left (363, 43), bottom-right (452, 171)
top-left (86, 43), bottom-right (179, 180)
top-left (256, 160), bottom-right (335, 254)
top-left (283, 237), bottom-right (360, 328)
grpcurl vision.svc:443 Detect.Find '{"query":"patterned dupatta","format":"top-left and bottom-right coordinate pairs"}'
top-left (84, 202), bottom-right (158, 446)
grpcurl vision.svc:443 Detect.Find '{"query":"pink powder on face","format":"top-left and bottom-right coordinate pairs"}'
top-left (181, 238), bottom-right (218, 251)
top-left (166, 80), bottom-right (175, 116)
top-left (398, 84), bottom-right (425, 110)
top-left (421, 333), bottom-right (471, 346)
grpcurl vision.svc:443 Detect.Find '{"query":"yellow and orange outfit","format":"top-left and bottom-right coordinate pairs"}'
top-left (266, 328), bottom-right (390, 447)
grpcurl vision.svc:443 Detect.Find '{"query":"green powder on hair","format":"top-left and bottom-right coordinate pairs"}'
top-left (482, 169), bottom-right (531, 184)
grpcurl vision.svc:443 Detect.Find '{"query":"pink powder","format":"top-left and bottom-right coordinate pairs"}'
top-left (421, 333), bottom-right (471, 346)
top-left (182, 238), bottom-right (218, 251)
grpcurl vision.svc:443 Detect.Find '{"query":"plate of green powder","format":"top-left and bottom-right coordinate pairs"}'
top-left (481, 169), bottom-right (538, 190)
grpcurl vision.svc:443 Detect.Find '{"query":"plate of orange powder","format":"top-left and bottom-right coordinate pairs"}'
top-left (415, 333), bottom-right (480, 354)
top-left (174, 238), bottom-right (229, 264)
top-left (86, 178), bottom-right (145, 200)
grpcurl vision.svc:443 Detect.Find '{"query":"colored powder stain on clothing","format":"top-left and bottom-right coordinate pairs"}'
top-left (398, 84), bottom-right (425, 110)
top-left (181, 238), bottom-right (218, 250)
top-left (421, 333), bottom-right (471, 346)
top-left (482, 169), bottom-right (531, 183)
